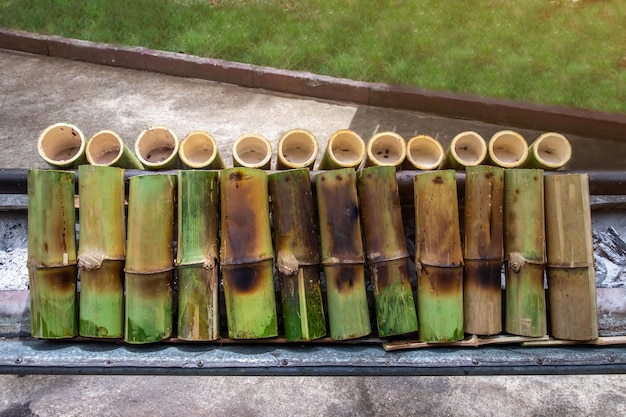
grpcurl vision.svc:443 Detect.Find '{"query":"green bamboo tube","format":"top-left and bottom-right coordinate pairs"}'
top-left (177, 265), bottom-right (219, 341)
top-left (277, 265), bottom-right (326, 341)
top-left (317, 129), bottom-right (366, 170)
top-left (79, 262), bottom-right (124, 337)
top-left (78, 165), bottom-right (125, 338)
top-left (504, 169), bottom-right (547, 337)
top-left (316, 168), bottom-right (370, 340)
top-left (487, 130), bottom-right (528, 168)
top-left (29, 266), bottom-right (78, 339)
top-left (85, 130), bottom-right (144, 169)
top-left (414, 170), bottom-right (464, 342)
top-left (179, 131), bottom-right (225, 170)
top-left (37, 123), bottom-right (87, 168)
top-left (276, 129), bottom-right (319, 170)
top-left (125, 271), bottom-right (174, 343)
top-left (176, 170), bottom-right (220, 341)
top-left (232, 133), bottom-right (272, 170)
top-left (134, 126), bottom-right (179, 170)
top-left (363, 132), bottom-right (407, 169)
top-left (524, 132), bottom-right (572, 170)
top-left (357, 166), bottom-right (417, 337)
top-left (125, 174), bottom-right (176, 343)
top-left (404, 134), bottom-right (445, 170)
top-left (463, 165), bottom-right (504, 335)
top-left (443, 131), bottom-right (487, 170)
top-left (544, 173), bottom-right (598, 340)
top-left (220, 167), bottom-right (277, 339)
top-left (268, 168), bottom-right (326, 341)
top-left (27, 169), bottom-right (77, 338)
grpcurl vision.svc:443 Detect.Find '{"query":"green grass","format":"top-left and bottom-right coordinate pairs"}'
top-left (1, 0), bottom-right (625, 113)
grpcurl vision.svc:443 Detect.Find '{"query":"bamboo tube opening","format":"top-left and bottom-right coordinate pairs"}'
top-left (448, 131), bottom-right (487, 167)
top-left (179, 131), bottom-right (220, 169)
top-left (366, 132), bottom-right (406, 168)
top-left (406, 134), bottom-right (444, 170)
top-left (232, 133), bottom-right (272, 169)
top-left (37, 123), bottom-right (86, 167)
top-left (489, 130), bottom-right (528, 168)
top-left (319, 130), bottom-right (366, 169)
top-left (85, 130), bottom-right (124, 166)
top-left (277, 129), bottom-right (318, 169)
top-left (135, 126), bottom-right (179, 169)
top-left (530, 132), bottom-right (572, 169)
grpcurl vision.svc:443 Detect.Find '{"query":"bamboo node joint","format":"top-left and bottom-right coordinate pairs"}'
top-left (507, 252), bottom-right (526, 273)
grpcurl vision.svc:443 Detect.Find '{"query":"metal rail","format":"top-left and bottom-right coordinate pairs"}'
top-left (2, 168), bottom-right (626, 196)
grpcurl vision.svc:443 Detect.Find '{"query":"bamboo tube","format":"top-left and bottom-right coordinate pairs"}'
top-left (362, 132), bottom-right (407, 169)
top-left (177, 170), bottom-right (220, 341)
top-left (414, 170), bottom-right (464, 342)
top-left (544, 173), bottom-right (598, 340)
top-left (220, 167), bottom-right (277, 339)
top-left (488, 130), bottom-right (529, 168)
top-left (85, 130), bottom-right (144, 169)
top-left (504, 169), bottom-right (547, 337)
top-left (443, 131), bottom-right (487, 169)
top-left (317, 129), bottom-right (366, 170)
top-left (78, 165), bottom-right (125, 338)
top-left (524, 132), bottom-right (572, 170)
top-left (316, 168), bottom-right (371, 340)
top-left (276, 129), bottom-right (319, 170)
top-left (357, 166), bottom-right (417, 337)
top-left (179, 131), bottom-right (225, 170)
top-left (232, 133), bottom-right (272, 170)
top-left (404, 134), bottom-right (445, 170)
top-left (27, 169), bottom-right (77, 338)
top-left (125, 174), bottom-right (176, 343)
top-left (268, 168), bottom-right (326, 341)
top-left (134, 126), bottom-right (179, 170)
top-left (463, 165), bottom-right (505, 335)
top-left (37, 123), bottom-right (87, 168)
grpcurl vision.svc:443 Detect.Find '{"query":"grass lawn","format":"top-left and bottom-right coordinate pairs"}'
top-left (1, 0), bottom-right (625, 113)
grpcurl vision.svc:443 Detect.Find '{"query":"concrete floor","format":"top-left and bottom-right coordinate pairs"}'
top-left (1, 48), bottom-right (626, 416)
top-left (1, 374), bottom-right (626, 417)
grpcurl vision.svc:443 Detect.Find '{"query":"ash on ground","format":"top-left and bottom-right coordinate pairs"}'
top-left (0, 214), bottom-right (28, 291)
top-left (594, 226), bottom-right (626, 288)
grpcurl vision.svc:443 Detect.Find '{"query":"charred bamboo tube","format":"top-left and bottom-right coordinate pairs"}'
top-left (443, 131), bottom-right (487, 170)
top-left (179, 131), bottom-right (225, 170)
top-left (177, 170), bottom-right (220, 341)
top-left (363, 132), bottom-right (407, 169)
top-left (85, 130), bottom-right (144, 169)
top-left (463, 165), bottom-right (505, 335)
top-left (357, 166), bottom-right (417, 337)
top-left (276, 129), bottom-right (319, 170)
top-left (37, 123), bottom-right (87, 168)
top-left (268, 168), bottom-right (326, 341)
top-left (316, 168), bottom-right (371, 340)
top-left (488, 130), bottom-right (528, 168)
top-left (414, 170), bottom-right (464, 342)
top-left (545, 173), bottom-right (598, 340)
top-left (125, 174), bottom-right (176, 343)
top-left (27, 169), bottom-right (77, 338)
top-left (134, 126), bottom-right (179, 170)
top-left (78, 165), bottom-right (125, 338)
top-left (504, 169), bottom-right (547, 337)
top-left (221, 167), bottom-right (277, 339)
top-left (524, 132), bottom-right (572, 170)
top-left (317, 129), bottom-right (366, 170)
top-left (404, 134), bottom-right (445, 170)
top-left (232, 133), bottom-right (272, 170)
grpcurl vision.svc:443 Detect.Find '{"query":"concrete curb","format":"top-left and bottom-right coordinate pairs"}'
top-left (1, 28), bottom-right (624, 141)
